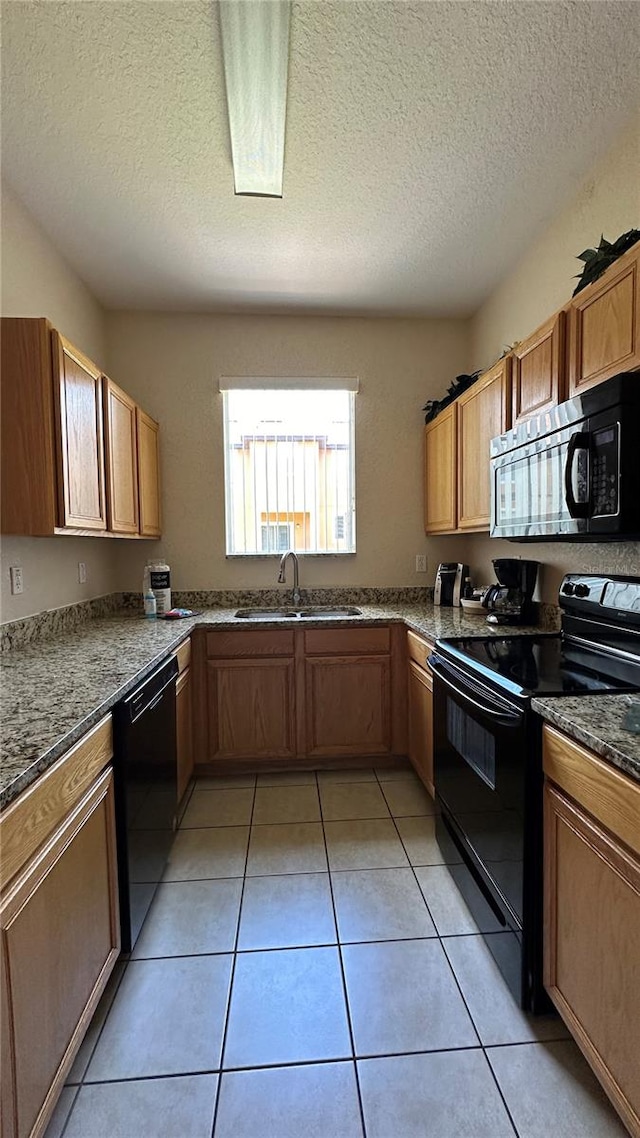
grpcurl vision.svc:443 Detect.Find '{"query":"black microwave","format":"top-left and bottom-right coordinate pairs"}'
top-left (490, 374), bottom-right (640, 541)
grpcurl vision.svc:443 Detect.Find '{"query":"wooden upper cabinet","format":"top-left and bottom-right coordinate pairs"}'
top-left (424, 403), bottom-right (457, 534)
top-left (103, 377), bottom-right (139, 535)
top-left (53, 332), bottom-right (107, 531)
top-left (568, 241), bottom-right (640, 397)
top-left (1, 318), bottom-right (59, 535)
top-left (457, 357), bottom-right (510, 530)
top-left (511, 312), bottom-right (565, 426)
top-left (137, 408), bottom-right (161, 538)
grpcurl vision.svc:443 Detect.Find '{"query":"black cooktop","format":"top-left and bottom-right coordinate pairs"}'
top-left (435, 634), bottom-right (639, 701)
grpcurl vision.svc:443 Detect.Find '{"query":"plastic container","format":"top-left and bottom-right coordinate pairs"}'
top-left (460, 598), bottom-right (486, 613)
top-left (144, 588), bottom-right (157, 619)
top-left (144, 560), bottom-right (171, 615)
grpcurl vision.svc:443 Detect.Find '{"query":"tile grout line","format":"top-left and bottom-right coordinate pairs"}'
top-left (377, 768), bottom-right (523, 1138)
top-left (56, 771), bottom-right (551, 1137)
top-left (55, 1084), bottom-right (80, 1138)
top-left (316, 769), bottom-right (369, 1138)
top-left (78, 1040), bottom-right (503, 1086)
top-left (208, 772), bottom-right (258, 1138)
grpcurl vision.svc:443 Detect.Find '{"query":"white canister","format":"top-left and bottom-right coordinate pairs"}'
top-left (146, 560), bottom-right (171, 615)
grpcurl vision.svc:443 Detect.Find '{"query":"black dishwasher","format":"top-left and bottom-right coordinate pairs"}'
top-left (113, 655), bottom-right (178, 952)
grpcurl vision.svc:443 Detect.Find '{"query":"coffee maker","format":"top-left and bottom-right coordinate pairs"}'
top-left (483, 558), bottom-right (539, 625)
top-left (434, 562), bottom-right (469, 607)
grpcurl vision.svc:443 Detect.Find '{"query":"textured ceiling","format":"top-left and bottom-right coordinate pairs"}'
top-left (1, 1), bottom-right (638, 315)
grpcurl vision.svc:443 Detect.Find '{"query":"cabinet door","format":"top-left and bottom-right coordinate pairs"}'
top-left (544, 783), bottom-right (640, 1136)
top-left (511, 312), bottom-right (565, 426)
top-left (52, 332), bottom-right (107, 530)
top-left (1, 318), bottom-right (59, 536)
top-left (1, 769), bottom-right (120, 1138)
top-left (103, 378), bottom-right (139, 534)
top-left (207, 658), bottom-right (296, 760)
top-left (176, 666), bottom-right (194, 803)
top-left (424, 403), bottom-right (457, 534)
top-left (568, 242), bottom-right (640, 397)
top-left (457, 359), bottom-right (510, 530)
top-left (407, 659), bottom-right (434, 795)
top-left (137, 408), bottom-right (161, 538)
top-left (305, 656), bottom-right (391, 758)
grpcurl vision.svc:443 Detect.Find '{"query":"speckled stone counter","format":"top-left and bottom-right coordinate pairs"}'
top-left (533, 694), bottom-right (640, 783)
top-left (1, 601), bottom-right (550, 811)
top-left (2, 599), bottom-right (636, 811)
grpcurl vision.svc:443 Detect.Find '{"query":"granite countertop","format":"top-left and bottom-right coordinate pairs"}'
top-left (2, 601), bottom-right (638, 810)
top-left (532, 694), bottom-right (640, 783)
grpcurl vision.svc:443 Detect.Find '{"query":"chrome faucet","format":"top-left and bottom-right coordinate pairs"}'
top-left (278, 550), bottom-right (301, 607)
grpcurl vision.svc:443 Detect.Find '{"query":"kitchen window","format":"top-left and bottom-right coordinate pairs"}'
top-left (220, 379), bottom-right (357, 556)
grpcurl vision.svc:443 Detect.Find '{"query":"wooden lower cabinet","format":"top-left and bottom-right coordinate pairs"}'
top-left (305, 655), bottom-right (391, 758)
top-left (199, 625), bottom-right (400, 766)
top-left (406, 630), bottom-right (435, 795)
top-left (543, 727), bottom-right (640, 1136)
top-left (1, 768), bottom-right (120, 1138)
top-left (407, 659), bottom-right (434, 795)
top-left (206, 657), bottom-right (297, 760)
top-left (176, 665), bottom-right (194, 803)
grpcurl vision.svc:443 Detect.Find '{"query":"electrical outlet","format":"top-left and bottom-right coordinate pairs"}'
top-left (10, 566), bottom-right (24, 595)
top-left (415, 554), bottom-right (427, 573)
top-left (78, 562), bottom-right (87, 584)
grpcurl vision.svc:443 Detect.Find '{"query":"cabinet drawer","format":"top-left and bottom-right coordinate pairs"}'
top-left (406, 629), bottom-right (434, 668)
top-left (543, 724), bottom-right (640, 857)
top-left (206, 629), bottom-right (295, 658)
top-left (304, 626), bottom-right (390, 656)
top-left (0, 715), bottom-right (113, 891)
top-left (174, 637), bottom-right (191, 674)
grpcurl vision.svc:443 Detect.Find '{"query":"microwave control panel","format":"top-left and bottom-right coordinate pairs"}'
top-left (591, 424), bottom-right (619, 516)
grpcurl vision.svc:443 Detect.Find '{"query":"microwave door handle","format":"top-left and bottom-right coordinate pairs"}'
top-left (564, 431), bottom-right (591, 518)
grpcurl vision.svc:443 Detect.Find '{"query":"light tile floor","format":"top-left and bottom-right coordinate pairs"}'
top-left (47, 767), bottom-right (629, 1138)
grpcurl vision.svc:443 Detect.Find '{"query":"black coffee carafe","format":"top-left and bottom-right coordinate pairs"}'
top-left (482, 558), bottom-right (539, 625)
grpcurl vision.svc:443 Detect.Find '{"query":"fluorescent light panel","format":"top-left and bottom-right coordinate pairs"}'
top-left (219, 0), bottom-right (291, 197)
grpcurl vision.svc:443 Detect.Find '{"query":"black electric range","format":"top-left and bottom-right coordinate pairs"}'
top-left (429, 573), bottom-right (640, 1012)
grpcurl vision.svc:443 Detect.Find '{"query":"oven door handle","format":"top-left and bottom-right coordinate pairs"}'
top-left (429, 656), bottom-right (523, 726)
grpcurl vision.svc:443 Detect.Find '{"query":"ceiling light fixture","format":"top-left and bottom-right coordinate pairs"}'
top-left (219, 0), bottom-right (291, 198)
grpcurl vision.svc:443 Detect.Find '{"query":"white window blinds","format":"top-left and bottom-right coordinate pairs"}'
top-left (220, 382), bottom-right (357, 556)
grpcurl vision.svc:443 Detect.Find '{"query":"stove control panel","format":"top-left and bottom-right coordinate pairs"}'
top-left (561, 581), bottom-right (590, 597)
top-left (560, 574), bottom-right (640, 620)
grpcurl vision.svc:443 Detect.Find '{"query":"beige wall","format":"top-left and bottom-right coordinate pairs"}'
top-left (1, 182), bottom-right (119, 621)
top-left (107, 312), bottom-right (470, 591)
top-left (464, 118), bottom-right (640, 604)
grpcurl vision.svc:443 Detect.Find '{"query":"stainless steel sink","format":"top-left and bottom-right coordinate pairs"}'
top-left (234, 608), bottom-right (299, 620)
top-left (298, 607), bottom-right (362, 618)
top-left (234, 606), bottom-right (362, 620)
